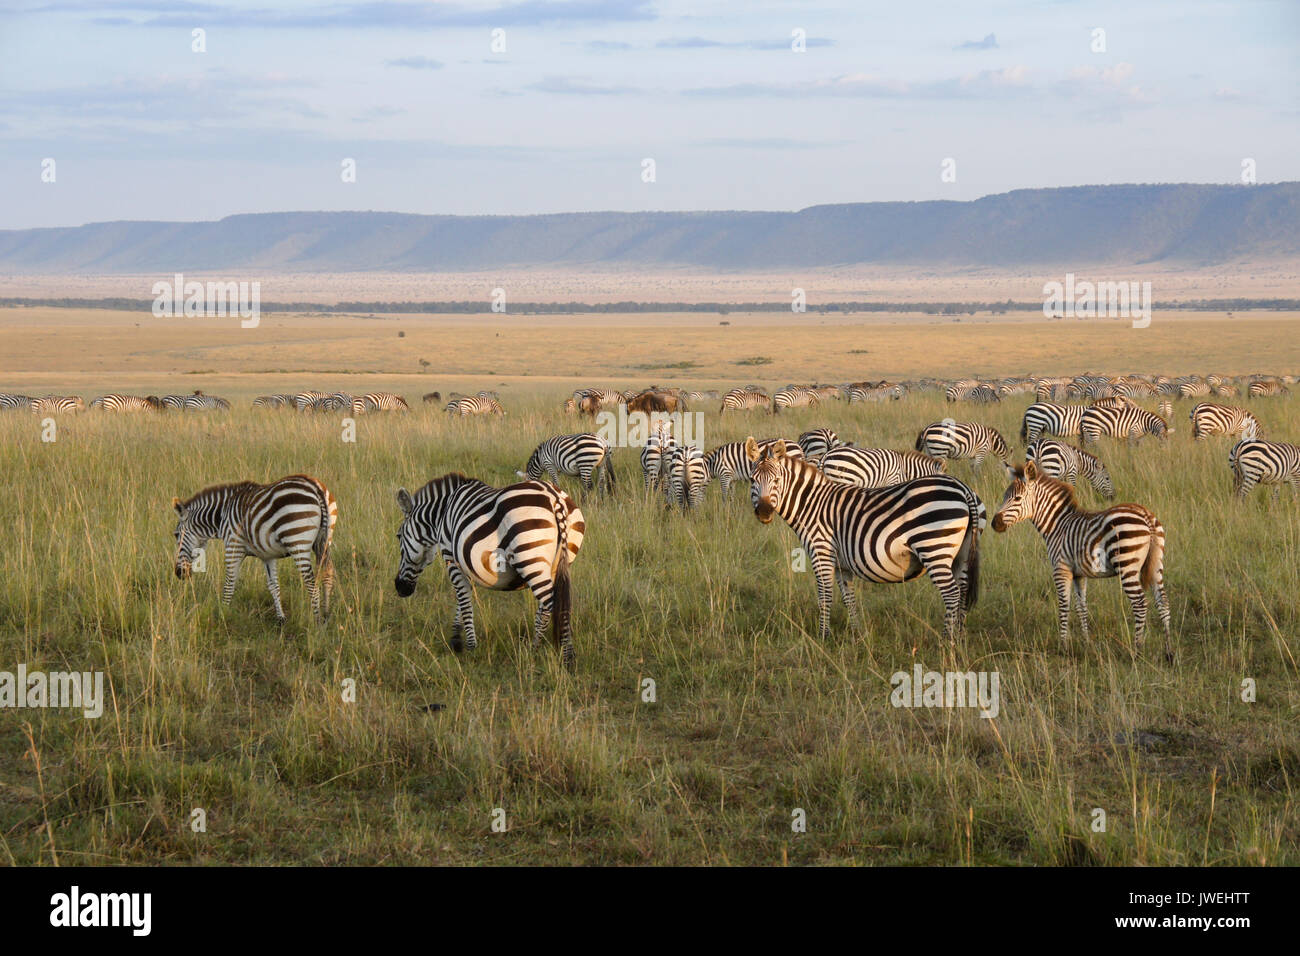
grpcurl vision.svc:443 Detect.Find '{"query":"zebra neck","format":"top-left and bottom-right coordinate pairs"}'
top-left (776, 463), bottom-right (830, 530)
top-left (1028, 489), bottom-right (1075, 536)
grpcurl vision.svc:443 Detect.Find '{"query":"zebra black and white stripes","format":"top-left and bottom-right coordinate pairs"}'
top-left (91, 394), bottom-right (162, 411)
top-left (1079, 404), bottom-right (1170, 444)
top-left (915, 420), bottom-right (1010, 468)
top-left (992, 462), bottom-right (1171, 660)
top-left (1229, 439), bottom-right (1300, 501)
top-left (706, 438), bottom-right (803, 498)
top-left (1021, 403), bottom-right (1089, 444)
top-left (745, 437), bottom-right (984, 643)
top-left (445, 394), bottom-right (505, 416)
top-left (797, 428), bottom-right (844, 461)
top-left (1025, 440), bottom-right (1114, 499)
top-left (640, 419), bottom-right (676, 490)
top-left (720, 388), bottom-right (771, 414)
top-left (665, 444), bottom-right (707, 509)
top-left (1190, 402), bottom-right (1260, 441)
top-left (819, 447), bottom-right (946, 488)
top-left (393, 474), bottom-right (585, 667)
top-left (523, 433), bottom-right (615, 495)
top-left (171, 474), bottom-right (337, 622)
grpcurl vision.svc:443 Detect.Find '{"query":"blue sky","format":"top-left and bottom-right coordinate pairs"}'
top-left (1, 0), bottom-right (1297, 228)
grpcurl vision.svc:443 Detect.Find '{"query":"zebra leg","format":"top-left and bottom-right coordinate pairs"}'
top-left (1072, 577), bottom-right (1090, 642)
top-left (445, 563), bottom-right (477, 651)
top-left (1154, 576), bottom-right (1173, 663)
top-left (1234, 473), bottom-right (1253, 500)
top-left (1121, 572), bottom-right (1149, 653)
top-left (1052, 565), bottom-right (1073, 645)
top-left (221, 541), bottom-right (247, 607)
top-left (835, 570), bottom-right (862, 630)
top-left (811, 557), bottom-right (835, 642)
top-left (923, 559), bottom-right (963, 643)
top-left (263, 560), bottom-right (286, 621)
top-left (533, 601), bottom-right (551, 647)
top-left (290, 547), bottom-right (321, 620)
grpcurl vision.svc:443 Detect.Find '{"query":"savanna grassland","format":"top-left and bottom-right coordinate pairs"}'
top-left (0, 305), bottom-right (1298, 866)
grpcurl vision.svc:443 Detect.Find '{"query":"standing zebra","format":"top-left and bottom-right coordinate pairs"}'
top-left (797, 428), bottom-right (845, 461)
top-left (1190, 402), bottom-right (1260, 441)
top-left (992, 461), bottom-right (1171, 660)
top-left (29, 396), bottom-right (84, 414)
top-left (1079, 404), bottom-right (1170, 444)
top-left (915, 420), bottom-right (1010, 468)
top-left (746, 437), bottom-right (984, 643)
top-left (183, 392), bottom-right (231, 411)
top-left (90, 394), bottom-right (162, 411)
top-left (1020, 402), bottom-right (1089, 443)
top-left (1025, 439), bottom-right (1114, 499)
top-left (522, 433), bottom-right (615, 496)
top-left (171, 474), bottom-right (337, 623)
top-left (0, 393), bottom-right (36, 410)
top-left (362, 392), bottom-right (410, 412)
top-left (772, 385), bottom-right (820, 414)
top-left (445, 394), bottom-right (504, 416)
top-left (665, 444), bottom-right (708, 510)
top-left (393, 474), bottom-right (585, 668)
top-left (819, 447), bottom-right (946, 488)
top-left (292, 391), bottom-right (329, 412)
top-left (640, 419), bottom-right (676, 491)
top-left (720, 388), bottom-right (771, 414)
top-left (253, 394), bottom-right (297, 409)
top-left (1248, 380), bottom-right (1289, 398)
top-left (705, 438), bottom-right (803, 498)
top-left (1229, 438), bottom-right (1300, 501)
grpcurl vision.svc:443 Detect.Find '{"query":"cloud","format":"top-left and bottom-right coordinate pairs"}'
top-left (386, 56), bottom-right (443, 70)
top-left (691, 137), bottom-right (855, 150)
top-left (525, 75), bottom-right (643, 95)
top-left (955, 33), bottom-right (998, 51)
top-left (685, 67), bottom-right (1031, 100)
top-left (1058, 62), bottom-right (1153, 105)
top-left (656, 35), bottom-right (833, 50)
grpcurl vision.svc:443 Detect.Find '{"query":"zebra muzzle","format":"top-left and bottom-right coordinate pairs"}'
top-left (394, 576), bottom-right (416, 597)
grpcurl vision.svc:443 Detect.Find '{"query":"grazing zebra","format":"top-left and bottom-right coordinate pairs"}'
top-left (944, 380), bottom-right (981, 402)
top-left (705, 438), bottom-right (803, 498)
top-left (0, 393), bottom-right (36, 410)
top-left (746, 437), bottom-right (984, 643)
top-left (183, 392), bottom-right (231, 411)
top-left (29, 395), bottom-right (84, 414)
top-left (665, 444), bottom-right (708, 509)
top-left (522, 433), bottom-right (614, 495)
top-left (772, 385), bottom-right (820, 414)
top-left (847, 383), bottom-right (903, 403)
top-left (1020, 402), bottom-right (1089, 443)
top-left (819, 447), bottom-right (946, 488)
top-left (1158, 400), bottom-right (1172, 421)
top-left (159, 394), bottom-right (189, 410)
top-left (90, 394), bottom-right (162, 411)
top-left (1177, 381), bottom-right (1212, 399)
top-left (1248, 380), bottom-right (1289, 398)
top-left (423, 391), bottom-right (442, 405)
top-left (915, 420), bottom-right (1010, 468)
top-left (445, 394), bottom-right (505, 416)
top-left (720, 388), bottom-right (771, 414)
top-left (797, 428), bottom-right (845, 461)
top-left (292, 391), bottom-right (329, 412)
top-left (1025, 439), bottom-right (1114, 499)
top-left (1079, 404), bottom-right (1170, 444)
top-left (393, 474), bottom-right (585, 668)
top-left (253, 394), bottom-right (297, 409)
top-left (1190, 402), bottom-right (1260, 441)
top-left (171, 474), bottom-right (337, 623)
top-left (362, 392), bottom-right (410, 412)
top-left (992, 461), bottom-right (1171, 660)
top-left (640, 419), bottom-right (676, 490)
top-left (1229, 439), bottom-right (1300, 501)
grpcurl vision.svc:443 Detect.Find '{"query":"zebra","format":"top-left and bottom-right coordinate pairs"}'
top-left (847, 383), bottom-right (903, 403)
top-left (772, 385), bottom-right (820, 414)
top-left (915, 421), bottom-right (1010, 468)
top-left (171, 474), bottom-right (337, 623)
top-left (183, 393), bottom-right (231, 411)
top-left (445, 395), bottom-right (504, 416)
top-left (705, 438), bottom-right (803, 498)
top-left (293, 391), bottom-right (329, 412)
top-left (1248, 380), bottom-right (1289, 398)
top-left (992, 461), bottom-right (1171, 661)
top-left (253, 394), bottom-right (297, 409)
top-left (393, 474), bottom-right (585, 668)
top-left (1158, 400), bottom-right (1172, 421)
top-left (1190, 402), bottom-right (1260, 441)
top-left (720, 388), bottom-right (770, 414)
top-left (665, 444), bottom-right (708, 509)
top-left (159, 395), bottom-right (189, 410)
top-left (1177, 381), bottom-right (1213, 399)
top-left (29, 395), bottom-right (84, 414)
top-left (90, 394), bottom-right (162, 411)
top-left (423, 391), bottom-right (443, 405)
top-left (746, 436), bottom-right (984, 643)
top-left (521, 433), bottom-right (614, 496)
top-left (1079, 404), bottom-right (1170, 445)
top-left (1229, 439), bottom-right (1300, 501)
top-left (1020, 402), bottom-right (1089, 443)
top-left (819, 447), bottom-right (946, 488)
top-left (797, 428), bottom-right (845, 461)
top-left (944, 380), bottom-right (981, 402)
top-left (640, 418), bottom-right (676, 491)
top-left (362, 392), bottom-right (410, 412)
top-left (1025, 439), bottom-right (1114, 499)
top-left (0, 393), bottom-right (36, 410)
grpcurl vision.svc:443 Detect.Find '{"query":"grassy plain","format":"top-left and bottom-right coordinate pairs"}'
top-left (0, 306), bottom-right (1297, 865)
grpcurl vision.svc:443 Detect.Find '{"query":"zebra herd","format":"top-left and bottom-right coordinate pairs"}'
top-left (15, 369), bottom-right (1284, 670)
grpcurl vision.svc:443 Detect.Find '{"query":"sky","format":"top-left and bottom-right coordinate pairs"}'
top-left (1, 0), bottom-right (1297, 228)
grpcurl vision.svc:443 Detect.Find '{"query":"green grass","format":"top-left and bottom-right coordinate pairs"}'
top-left (0, 391), bottom-right (1296, 865)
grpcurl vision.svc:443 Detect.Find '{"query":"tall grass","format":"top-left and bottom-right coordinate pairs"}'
top-left (0, 390), bottom-right (1296, 865)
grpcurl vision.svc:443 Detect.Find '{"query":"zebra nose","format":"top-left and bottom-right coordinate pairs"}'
top-left (394, 576), bottom-right (415, 598)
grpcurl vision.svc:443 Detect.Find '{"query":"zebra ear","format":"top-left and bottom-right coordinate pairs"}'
top-left (771, 440), bottom-right (787, 459)
top-left (1024, 460), bottom-right (1039, 480)
top-left (172, 496), bottom-right (184, 515)
top-left (396, 488), bottom-right (414, 514)
top-left (744, 436), bottom-right (761, 462)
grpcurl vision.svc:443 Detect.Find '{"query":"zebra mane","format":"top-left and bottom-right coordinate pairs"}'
top-left (1024, 466), bottom-right (1079, 508)
top-left (179, 480), bottom-right (258, 508)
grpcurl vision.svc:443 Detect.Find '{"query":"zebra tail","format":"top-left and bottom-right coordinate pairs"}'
top-left (1019, 417), bottom-right (1028, 443)
top-left (914, 427), bottom-right (927, 452)
top-left (1140, 521), bottom-right (1163, 591)
top-left (552, 511), bottom-right (573, 667)
top-left (957, 494), bottom-right (984, 611)
top-left (603, 445), bottom-right (617, 493)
